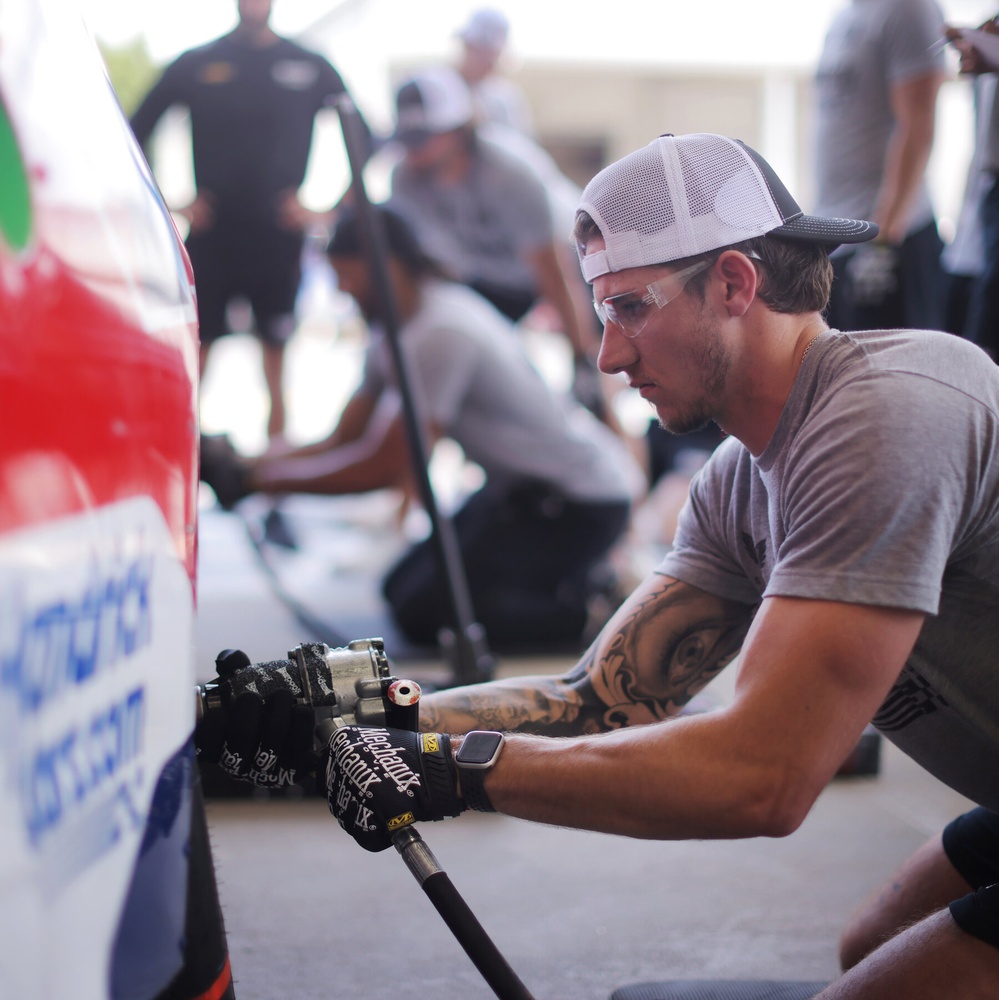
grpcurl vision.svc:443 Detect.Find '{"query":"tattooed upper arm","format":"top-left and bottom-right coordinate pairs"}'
top-left (420, 574), bottom-right (755, 737)
top-left (567, 574), bottom-right (755, 731)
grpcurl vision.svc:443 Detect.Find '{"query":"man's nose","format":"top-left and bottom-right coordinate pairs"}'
top-left (596, 320), bottom-right (638, 376)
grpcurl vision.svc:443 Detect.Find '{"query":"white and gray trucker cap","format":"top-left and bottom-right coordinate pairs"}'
top-left (576, 133), bottom-right (878, 282)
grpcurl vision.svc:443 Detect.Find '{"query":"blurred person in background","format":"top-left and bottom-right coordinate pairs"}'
top-left (947, 14), bottom-right (999, 361)
top-left (813, 0), bottom-right (947, 333)
top-left (386, 65), bottom-right (608, 419)
top-left (454, 6), bottom-right (534, 137)
top-left (130, 0), bottom-right (371, 442)
top-left (201, 206), bottom-right (637, 652)
top-left (939, 71), bottom-right (995, 339)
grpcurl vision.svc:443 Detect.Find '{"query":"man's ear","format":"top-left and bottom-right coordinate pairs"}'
top-left (714, 251), bottom-right (759, 317)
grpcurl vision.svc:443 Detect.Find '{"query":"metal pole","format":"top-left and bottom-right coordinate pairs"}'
top-left (394, 829), bottom-right (536, 1000)
top-left (333, 94), bottom-right (493, 686)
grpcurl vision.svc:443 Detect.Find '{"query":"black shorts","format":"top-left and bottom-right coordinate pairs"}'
top-left (943, 807), bottom-right (999, 949)
top-left (186, 223), bottom-right (303, 347)
top-left (468, 278), bottom-right (537, 323)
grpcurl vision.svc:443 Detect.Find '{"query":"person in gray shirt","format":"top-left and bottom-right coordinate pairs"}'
top-left (202, 134), bottom-right (999, 997)
top-left (813, 0), bottom-right (947, 333)
top-left (386, 66), bottom-right (607, 417)
top-left (946, 13), bottom-right (999, 359)
top-left (201, 205), bottom-right (634, 651)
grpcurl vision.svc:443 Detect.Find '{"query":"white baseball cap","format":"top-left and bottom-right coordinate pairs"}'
top-left (459, 8), bottom-right (510, 51)
top-left (392, 67), bottom-right (474, 147)
top-left (576, 133), bottom-right (878, 282)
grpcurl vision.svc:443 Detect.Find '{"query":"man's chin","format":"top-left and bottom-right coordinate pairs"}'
top-left (656, 411), bottom-right (713, 437)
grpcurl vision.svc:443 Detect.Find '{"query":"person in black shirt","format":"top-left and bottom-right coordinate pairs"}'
top-left (130, 0), bottom-right (369, 440)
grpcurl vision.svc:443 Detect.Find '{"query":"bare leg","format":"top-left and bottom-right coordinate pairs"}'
top-left (839, 832), bottom-right (972, 969)
top-left (262, 341), bottom-right (287, 440)
top-left (819, 908), bottom-right (999, 998)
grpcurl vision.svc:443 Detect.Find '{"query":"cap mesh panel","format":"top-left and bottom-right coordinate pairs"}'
top-left (580, 134), bottom-right (785, 274)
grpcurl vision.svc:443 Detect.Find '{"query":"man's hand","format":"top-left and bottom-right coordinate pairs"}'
top-left (325, 726), bottom-right (464, 852)
top-left (945, 19), bottom-right (999, 75)
top-left (276, 189), bottom-right (334, 233)
top-left (195, 649), bottom-right (317, 789)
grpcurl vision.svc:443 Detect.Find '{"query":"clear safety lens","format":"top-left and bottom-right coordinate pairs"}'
top-left (593, 258), bottom-right (714, 338)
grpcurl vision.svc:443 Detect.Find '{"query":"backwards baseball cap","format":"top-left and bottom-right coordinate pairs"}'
top-left (392, 67), bottom-right (474, 147)
top-left (576, 133), bottom-right (878, 282)
top-left (458, 8), bottom-right (510, 51)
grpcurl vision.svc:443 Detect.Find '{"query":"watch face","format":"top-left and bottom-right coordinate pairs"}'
top-left (458, 731), bottom-right (503, 766)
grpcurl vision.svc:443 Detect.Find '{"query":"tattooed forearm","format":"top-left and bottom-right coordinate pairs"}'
top-left (420, 577), bottom-right (755, 737)
top-left (419, 673), bottom-right (603, 736)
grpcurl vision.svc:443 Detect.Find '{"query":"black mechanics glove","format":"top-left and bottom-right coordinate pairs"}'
top-left (195, 648), bottom-right (318, 789)
top-left (325, 726), bottom-right (464, 852)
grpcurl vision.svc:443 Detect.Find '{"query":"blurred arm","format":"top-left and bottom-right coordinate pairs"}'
top-left (873, 69), bottom-right (946, 244)
top-left (251, 392), bottom-right (429, 496)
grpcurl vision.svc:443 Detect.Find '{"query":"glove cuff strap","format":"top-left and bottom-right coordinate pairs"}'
top-left (419, 733), bottom-right (465, 818)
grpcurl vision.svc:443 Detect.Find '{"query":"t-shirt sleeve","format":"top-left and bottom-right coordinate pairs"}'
top-left (882, 0), bottom-right (946, 83)
top-left (315, 58), bottom-right (374, 163)
top-left (316, 58), bottom-right (347, 102)
top-left (130, 57), bottom-right (190, 148)
top-left (405, 323), bottom-right (480, 430)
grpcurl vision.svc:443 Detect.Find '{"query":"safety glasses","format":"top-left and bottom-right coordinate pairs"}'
top-left (593, 258), bottom-right (714, 339)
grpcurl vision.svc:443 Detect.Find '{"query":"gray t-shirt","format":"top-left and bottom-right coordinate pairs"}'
top-left (389, 134), bottom-right (553, 295)
top-left (660, 329), bottom-right (999, 810)
top-left (813, 0), bottom-right (945, 239)
top-left (359, 279), bottom-right (634, 503)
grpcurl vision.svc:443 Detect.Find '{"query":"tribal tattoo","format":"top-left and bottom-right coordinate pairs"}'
top-left (420, 577), bottom-right (754, 737)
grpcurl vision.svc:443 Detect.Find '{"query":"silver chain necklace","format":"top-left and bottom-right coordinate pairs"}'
top-left (800, 337), bottom-right (819, 367)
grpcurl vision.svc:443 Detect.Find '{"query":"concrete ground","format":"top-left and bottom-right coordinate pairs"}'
top-left (195, 495), bottom-right (974, 1000)
top-left (208, 745), bottom-right (970, 1000)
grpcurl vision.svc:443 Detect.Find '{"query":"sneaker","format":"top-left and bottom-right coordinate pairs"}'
top-left (200, 434), bottom-right (250, 510)
top-left (262, 505), bottom-right (298, 549)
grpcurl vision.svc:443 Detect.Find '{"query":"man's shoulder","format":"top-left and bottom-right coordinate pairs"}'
top-left (827, 328), bottom-right (993, 381)
top-left (471, 135), bottom-right (551, 214)
top-left (830, 0), bottom-right (944, 42)
top-left (170, 35), bottom-right (231, 67)
top-left (415, 280), bottom-right (513, 336)
top-left (810, 329), bottom-right (999, 444)
top-left (476, 134), bottom-right (546, 184)
top-left (853, 0), bottom-right (944, 23)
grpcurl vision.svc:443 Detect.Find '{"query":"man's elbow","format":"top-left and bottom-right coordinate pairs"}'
top-left (740, 767), bottom-right (822, 839)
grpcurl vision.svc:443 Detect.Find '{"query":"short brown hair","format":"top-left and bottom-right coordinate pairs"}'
top-left (651, 237), bottom-right (832, 315)
top-left (726, 236), bottom-right (833, 314)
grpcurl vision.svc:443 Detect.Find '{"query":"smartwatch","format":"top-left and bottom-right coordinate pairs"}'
top-left (454, 731), bottom-right (504, 812)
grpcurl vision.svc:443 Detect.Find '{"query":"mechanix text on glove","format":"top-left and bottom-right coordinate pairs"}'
top-left (326, 726), bottom-right (464, 852)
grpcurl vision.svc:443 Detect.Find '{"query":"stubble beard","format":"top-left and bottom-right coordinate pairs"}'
top-left (655, 313), bottom-right (730, 436)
